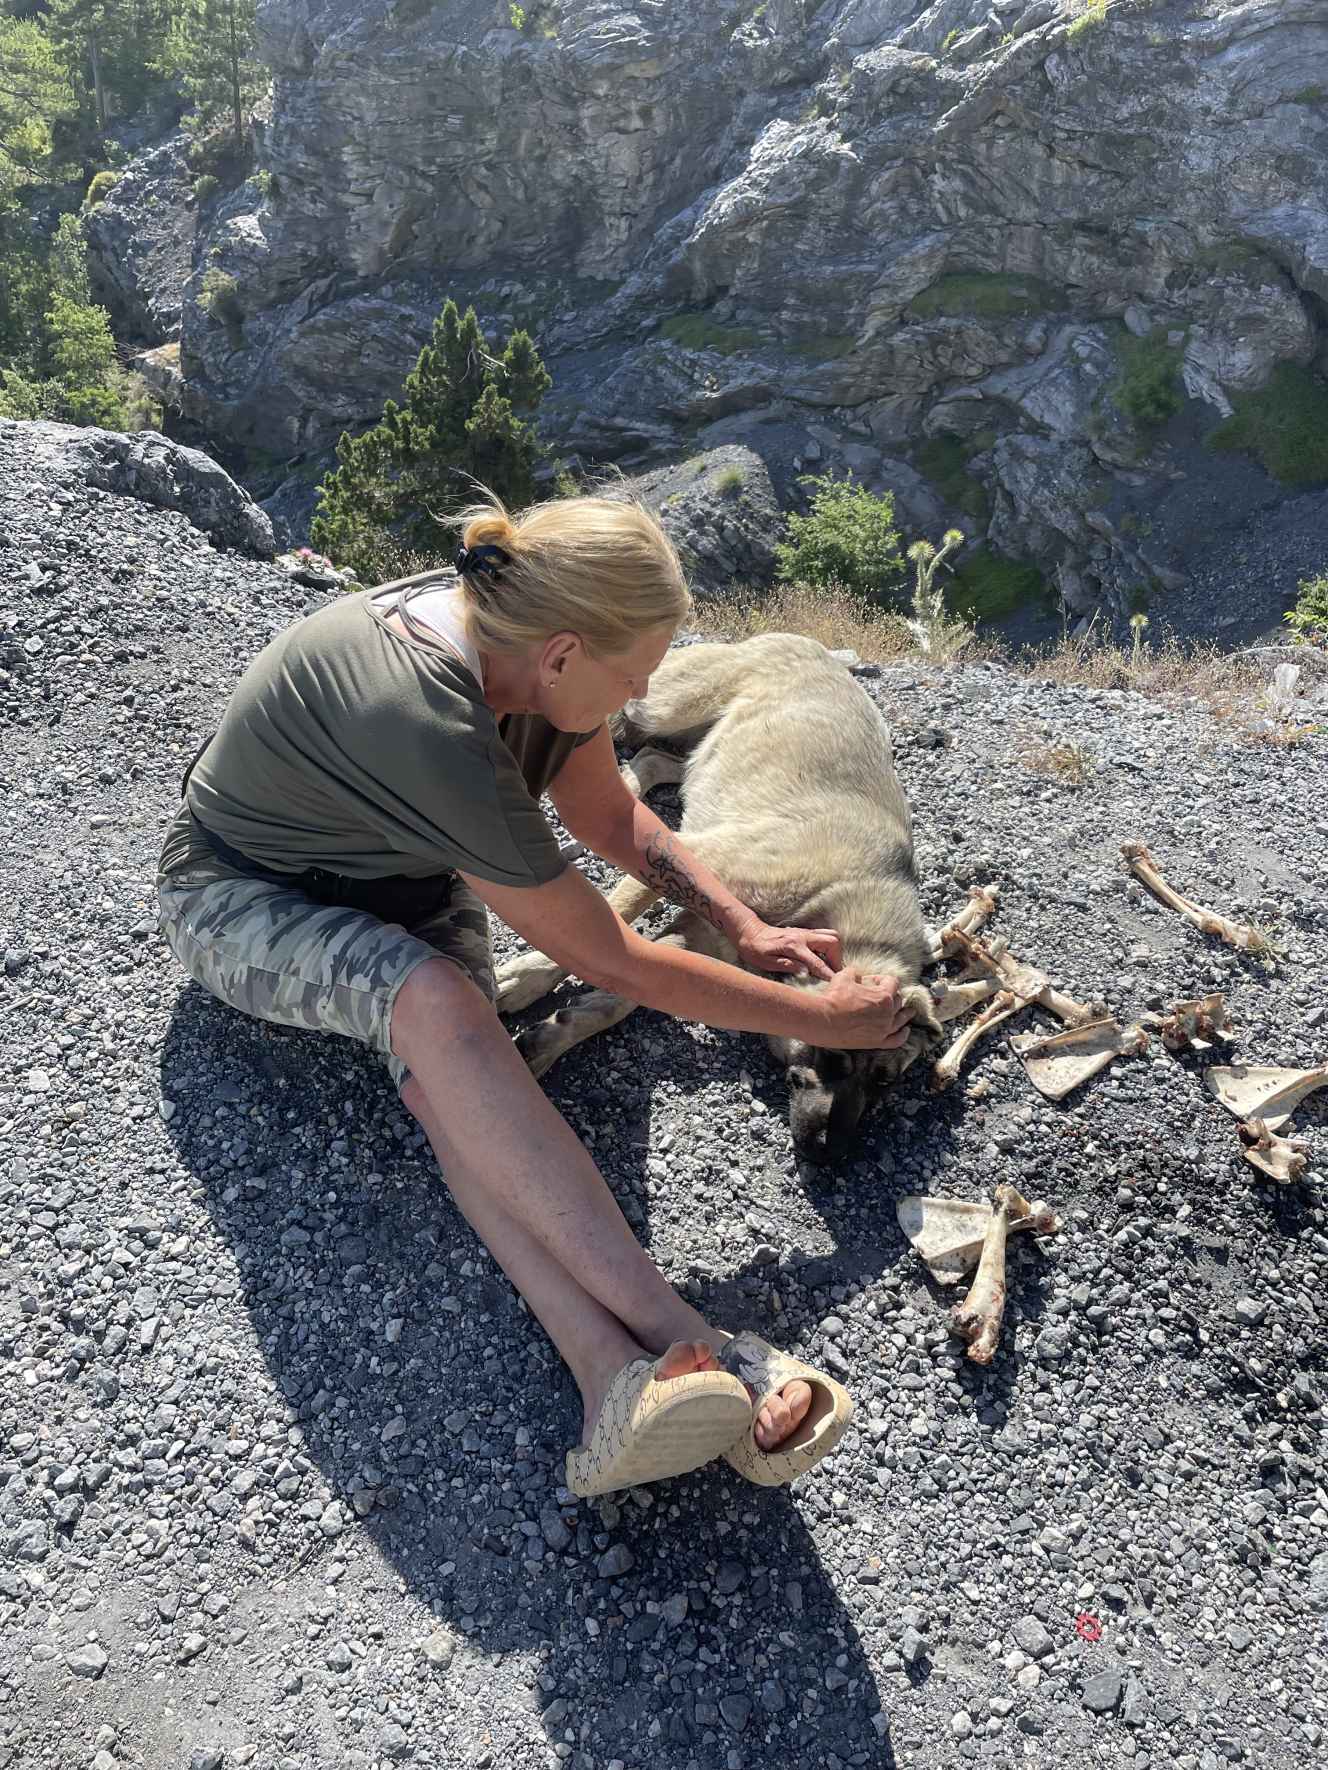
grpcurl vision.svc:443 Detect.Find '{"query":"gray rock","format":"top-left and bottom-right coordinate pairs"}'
top-left (66, 1643), bottom-right (109, 1680)
top-left (1083, 1669), bottom-right (1123, 1715)
top-left (1012, 1615), bottom-right (1054, 1660)
top-left (719, 1694), bottom-right (752, 1731)
top-left (596, 1544), bottom-right (634, 1578)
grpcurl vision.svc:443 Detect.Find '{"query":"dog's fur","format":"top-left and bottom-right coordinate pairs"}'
top-left (496, 632), bottom-right (941, 1163)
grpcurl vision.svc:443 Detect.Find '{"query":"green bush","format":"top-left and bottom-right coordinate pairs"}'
top-left (1208, 363), bottom-right (1328, 486)
top-left (250, 168), bottom-right (276, 197)
top-left (1111, 328), bottom-right (1184, 429)
top-left (914, 431), bottom-right (990, 520)
top-left (949, 549), bottom-right (1050, 622)
top-left (775, 474), bottom-right (905, 601)
top-left (198, 267), bottom-right (241, 323)
top-left (1284, 572), bottom-right (1328, 646)
top-left (83, 171), bottom-right (120, 209)
top-left (0, 367), bottom-right (65, 420)
top-left (715, 464), bottom-right (746, 495)
top-left (193, 173), bottom-right (220, 203)
top-left (1067, 0), bottom-right (1108, 40)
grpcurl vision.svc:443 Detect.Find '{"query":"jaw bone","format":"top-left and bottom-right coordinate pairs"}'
top-left (1121, 841), bottom-right (1269, 953)
top-left (1205, 1064), bottom-right (1328, 1132)
top-left (930, 990), bottom-right (1020, 1091)
top-left (1011, 1017), bottom-right (1151, 1101)
top-left (1142, 993), bottom-right (1235, 1053)
top-left (948, 929), bottom-right (1106, 1027)
top-left (948, 1184), bottom-right (1029, 1366)
top-left (896, 1187), bottom-right (1063, 1284)
top-left (1237, 1118), bottom-right (1310, 1183)
top-left (930, 885), bottom-right (1001, 962)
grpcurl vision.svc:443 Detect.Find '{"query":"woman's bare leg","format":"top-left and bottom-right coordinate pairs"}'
top-left (391, 959), bottom-right (810, 1448)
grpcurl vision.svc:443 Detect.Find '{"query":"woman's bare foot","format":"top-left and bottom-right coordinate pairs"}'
top-left (657, 1338), bottom-right (812, 1452)
top-left (578, 1338), bottom-right (811, 1452)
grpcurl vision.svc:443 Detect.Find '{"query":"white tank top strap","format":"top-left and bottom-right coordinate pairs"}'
top-left (373, 575), bottom-right (484, 685)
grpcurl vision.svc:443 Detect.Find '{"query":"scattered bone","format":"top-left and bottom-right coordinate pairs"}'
top-left (1205, 1064), bottom-right (1328, 1132)
top-left (1121, 840), bottom-right (1269, 953)
top-left (1011, 1018), bottom-right (1151, 1101)
top-left (949, 1184), bottom-right (1023, 1365)
top-left (948, 930), bottom-right (1105, 1027)
top-left (1142, 993), bottom-right (1235, 1053)
top-left (929, 977), bottom-right (1001, 1022)
top-left (930, 990), bottom-right (1019, 1091)
top-left (1237, 1118), bottom-right (1310, 1184)
top-left (896, 1186), bottom-right (1063, 1284)
top-left (933, 884), bottom-right (1001, 961)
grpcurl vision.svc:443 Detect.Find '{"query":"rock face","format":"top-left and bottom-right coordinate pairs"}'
top-left (82, 133), bottom-right (196, 342)
top-left (89, 0), bottom-right (1328, 611)
top-left (1, 421), bottom-right (276, 558)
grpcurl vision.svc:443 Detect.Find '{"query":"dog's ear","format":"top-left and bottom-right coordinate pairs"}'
top-left (900, 981), bottom-right (942, 1038)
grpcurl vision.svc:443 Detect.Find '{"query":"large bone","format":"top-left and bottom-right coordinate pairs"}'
top-left (949, 1184), bottom-right (1021, 1365)
top-left (1237, 1118), bottom-right (1310, 1184)
top-left (897, 1187), bottom-right (1063, 1284)
top-left (1121, 841), bottom-right (1269, 953)
top-left (931, 885), bottom-right (1001, 962)
top-left (1010, 1017), bottom-right (1151, 1101)
top-left (1142, 993), bottom-right (1235, 1053)
top-left (1205, 1064), bottom-right (1328, 1131)
top-left (929, 977), bottom-right (1001, 1022)
top-left (948, 930), bottom-right (1106, 1027)
top-left (930, 990), bottom-right (1020, 1091)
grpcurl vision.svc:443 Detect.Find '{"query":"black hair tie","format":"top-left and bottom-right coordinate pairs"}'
top-left (454, 542), bottom-right (509, 581)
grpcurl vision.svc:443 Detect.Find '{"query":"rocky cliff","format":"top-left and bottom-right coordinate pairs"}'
top-left (86, 0), bottom-right (1328, 616)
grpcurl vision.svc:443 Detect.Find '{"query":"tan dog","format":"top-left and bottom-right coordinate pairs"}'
top-left (496, 633), bottom-right (941, 1163)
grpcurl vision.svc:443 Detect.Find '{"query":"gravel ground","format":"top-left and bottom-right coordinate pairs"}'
top-left (2, 424), bottom-right (1327, 1770)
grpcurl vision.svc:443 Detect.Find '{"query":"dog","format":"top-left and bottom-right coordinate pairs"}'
top-left (495, 632), bottom-right (941, 1164)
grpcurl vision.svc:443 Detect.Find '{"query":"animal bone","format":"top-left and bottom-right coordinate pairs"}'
top-left (930, 990), bottom-right (1020, 1090)
top-left (896, 1186), bottom-right (1063, 1284)
top-left (948, 930), bottom-right (1105, 1027)
top-left (929, 977), bottom-right (1001, 1022)
top-left (949, 1184), bottom-right (1023, 1365)
top-left (1237, 1118), bottom-right (1310, 1184)
top-left (1205, 1064), bottom-right (1328, 1132)
top-left (1011, 1017), bottom-right (1151, 1101)
top-left (1120, 841), bottom-right (1269, 953)
top-left (932, 885), bottom-right (1001, 961)
top-left (1142, 993), bottom-right (1235, 1053)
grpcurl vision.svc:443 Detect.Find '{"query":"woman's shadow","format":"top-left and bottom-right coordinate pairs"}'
top-left (161, 980), bottom-right (944, 1770)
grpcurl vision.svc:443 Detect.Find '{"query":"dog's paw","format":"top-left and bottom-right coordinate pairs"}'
top-left (514, 1016), bottom-right (569, 1080)
top-left (495, 951), bottom-right (568, 1014)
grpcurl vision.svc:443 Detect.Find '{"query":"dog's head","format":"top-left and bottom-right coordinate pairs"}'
top-left (767, 983), bottom-right (941, 1165)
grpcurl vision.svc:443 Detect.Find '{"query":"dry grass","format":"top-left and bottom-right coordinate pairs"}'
top-left (689, 582), bottom-right (927, 662)
top-left (1015, 736), bottom-right (1096, 788)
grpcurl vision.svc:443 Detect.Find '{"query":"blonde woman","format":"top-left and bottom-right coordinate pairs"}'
top-left (157, 492), bottom-right (913, 1496)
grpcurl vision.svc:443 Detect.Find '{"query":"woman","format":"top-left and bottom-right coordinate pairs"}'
top-left (157, 491), bottom-right (913, 1497)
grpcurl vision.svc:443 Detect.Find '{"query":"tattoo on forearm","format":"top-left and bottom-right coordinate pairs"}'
top-left (639, 830), bottom-right (720, 930)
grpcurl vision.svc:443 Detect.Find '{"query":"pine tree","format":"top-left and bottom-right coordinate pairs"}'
top-left (153, 0), bottom-right (262, 147)
top-left (311, 300), bottom-right (552, 584)
top-left (0, 15), bottom-right (77, 201)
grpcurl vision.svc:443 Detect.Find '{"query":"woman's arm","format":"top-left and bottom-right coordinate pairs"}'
top-left (460, 863), bottom-right (912, 1050)
top-left (547, 727), bottom-right (842, 980)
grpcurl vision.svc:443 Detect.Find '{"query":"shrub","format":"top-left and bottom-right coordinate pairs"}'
top-left (0, 367), bottom-right (65, 420)
top-left (249, 169), bottom-right (276, 197)
top-left (1111, 327), bottom-right (1184, 429)
top-left (775, 474), bottom-right (905, 601)
top-left (1066, 0), bottom-right (1108, 40)
top-left (1284, 572), bottom-right (1328, 646)
top-left (1208, 363), bottom-right (1328, 486)
top-left (83, 171), bottom-right (119, 209)
top-left (198, 268), bottom-right (241, 323)
top-left (715, 464), bottom-right (746, 495)
top-left (949, 549), bottom-right (1050, 622)
top-left (193, 173), bottom-right (220, 204)
top-left (508, 3), bottom-right (525, 26)
top-left (914, 431), bottom-right (990, 520)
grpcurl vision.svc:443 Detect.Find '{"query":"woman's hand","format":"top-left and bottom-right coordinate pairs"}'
top-left (736, 920), bottom-right (843, 981)
top-left (810, 968), bottom-right (914, 1050)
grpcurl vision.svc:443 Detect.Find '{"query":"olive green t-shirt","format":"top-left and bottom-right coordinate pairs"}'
top-left (157, 586), bottom-right (598, 886)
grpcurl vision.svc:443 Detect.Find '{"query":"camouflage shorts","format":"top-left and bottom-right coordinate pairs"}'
top-left (156, 858), bottom-right (495, 1091)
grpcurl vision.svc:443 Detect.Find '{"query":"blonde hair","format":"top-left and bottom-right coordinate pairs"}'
top-left (453, 488), bottom-right (691, 658)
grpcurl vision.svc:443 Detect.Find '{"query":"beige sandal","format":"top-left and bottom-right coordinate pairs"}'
top-left (717, 1331), bottom-right (855, 1487)
top-left (565, 1356), bottom-right (754, 1498)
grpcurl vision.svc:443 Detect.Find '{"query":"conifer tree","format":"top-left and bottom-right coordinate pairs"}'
top-left (153, 0), bottom-right (262, 147)
top-left (311, 300), bottom-right (552, 584)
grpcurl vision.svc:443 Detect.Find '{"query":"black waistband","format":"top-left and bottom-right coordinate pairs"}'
top-left (188, 812), bottom-right (453, 927)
